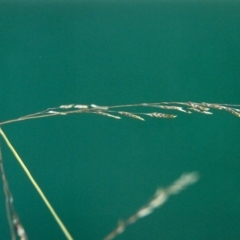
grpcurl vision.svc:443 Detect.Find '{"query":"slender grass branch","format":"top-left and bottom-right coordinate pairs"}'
top-left (0, 143), bottom-right (18, 240)
top-left (0, 128), bottom-right (73, 240)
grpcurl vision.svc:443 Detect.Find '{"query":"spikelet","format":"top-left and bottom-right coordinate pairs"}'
top-left (90, 104), bottom-right (109, 110)
top-left (200, 102), bottom-right (224, 110)
top-left (153, 105), bottom-right (191, 113)
top-left (224, 108), bottom-right (240, 117)
top-left (74, 105), bottom-right (89, 109)
top-left (187, 108), bottom-right (213, 114)
top-left (48, 111), bottom-right (67, 115)
top-left (94, 111), bottom-right (121, 119)
top-left (188, 102), bottom-right (210, 111)
top-left (60, 104), bottom-right (75, 109)
top-left (147, 112), bottom-right (177, 118)
top-left (119, 111), bottom-right (145, 121)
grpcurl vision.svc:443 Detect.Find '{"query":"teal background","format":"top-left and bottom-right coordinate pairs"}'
top-left (0, 1), bottom-right (240, 240)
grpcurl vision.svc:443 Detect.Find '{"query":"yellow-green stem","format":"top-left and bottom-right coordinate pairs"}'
top-left (0, 128), bottom-right (73, 240)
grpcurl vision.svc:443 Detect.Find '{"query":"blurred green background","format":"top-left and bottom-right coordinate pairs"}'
top-left (0, 1), bottom-right (240, 240)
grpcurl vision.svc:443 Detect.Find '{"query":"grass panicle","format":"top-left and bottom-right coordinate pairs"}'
top-left (1, 102), bottom-right (240, 127)
top-left (0, 101), bottom-right (239, 239)
top-left (104, 172), bottom-right (199, 240)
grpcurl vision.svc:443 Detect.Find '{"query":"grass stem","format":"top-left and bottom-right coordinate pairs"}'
top-left (0, 128), bottom-right (73, 240)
